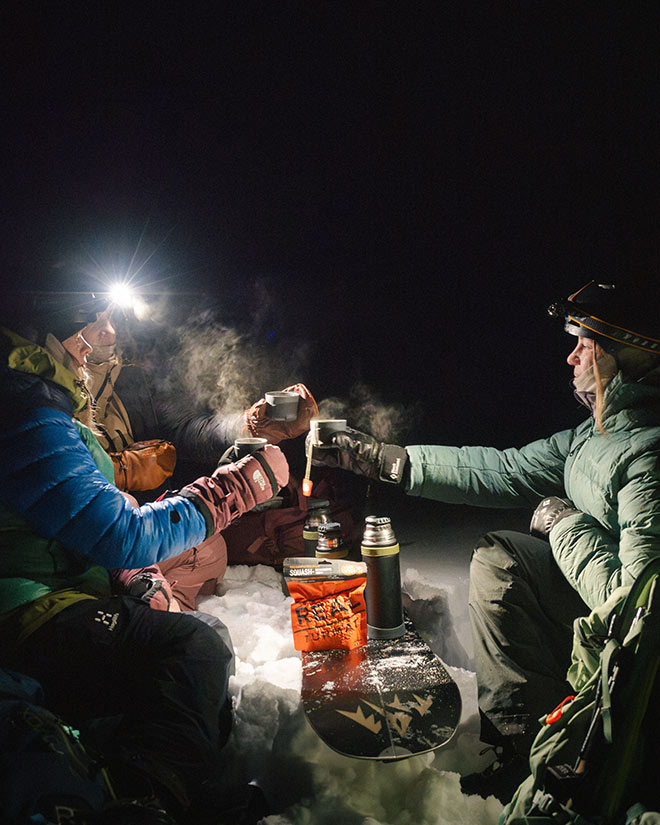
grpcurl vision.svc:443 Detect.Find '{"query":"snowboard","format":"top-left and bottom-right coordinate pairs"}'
top-left (300, 612), bottom-right (462, 761)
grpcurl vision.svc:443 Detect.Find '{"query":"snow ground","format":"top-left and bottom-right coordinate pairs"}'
top-left (199, 500), bottom-right (530, 825)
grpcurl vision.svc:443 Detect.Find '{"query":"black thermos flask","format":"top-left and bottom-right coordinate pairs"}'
top-left (315, 522), bottom-right (347, 559)
top-left (360, 515), bottom-right (405, 639)
top-left (303, 499), bottom-right (332, 556)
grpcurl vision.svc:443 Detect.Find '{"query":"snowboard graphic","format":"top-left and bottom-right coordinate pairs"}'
top-left (301, 614), bottom-right (461, 761)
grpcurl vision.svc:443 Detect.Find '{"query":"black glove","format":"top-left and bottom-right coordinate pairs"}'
top-left (530, 496), bottom-right (580, 540)
top-left (125, 571), bottom-right (171, 607)
top-left (308, 426), bottom-right (408, 485)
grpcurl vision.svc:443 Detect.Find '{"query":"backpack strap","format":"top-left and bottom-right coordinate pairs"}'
top-left (598, 559), bottom-right (660, 745)
top-left (599, 636), bottom-right (621, 744)
top-left (611, 558), bottom-right (660, 641)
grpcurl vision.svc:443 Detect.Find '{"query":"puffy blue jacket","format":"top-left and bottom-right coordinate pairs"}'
top-left (0, 328), bottom-right (207, 619)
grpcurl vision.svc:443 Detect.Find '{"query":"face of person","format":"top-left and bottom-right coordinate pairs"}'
top-left (61, 312), bottom-right (116, 367)
top-left (80, 311), bottom-right (117, 348)
top-left (61, 329), bottom-right (93, 367)
top-left (566, 335), bottom-right (604, 380)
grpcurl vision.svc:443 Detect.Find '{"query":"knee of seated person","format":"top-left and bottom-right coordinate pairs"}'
top-left (161, 612), bottom-right (234, 672)
top-left (185, 614), bottom-right (234, 668)
top-left (473, 530), bottom-right (508, 556)
top-left (470, 531), bottom-right (521, 571)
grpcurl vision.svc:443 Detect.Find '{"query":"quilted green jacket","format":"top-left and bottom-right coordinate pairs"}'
top-left (406, 370), bottom-right (660, 610)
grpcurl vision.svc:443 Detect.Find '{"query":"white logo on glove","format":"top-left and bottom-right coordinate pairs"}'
top-left (252, 469), bottom-right (267, 491)
top-left (389, 457), bottom-right (401, 479)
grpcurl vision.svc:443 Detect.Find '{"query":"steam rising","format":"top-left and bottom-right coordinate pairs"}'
top-left (318, 384), bottom-right (420, 443)
top-left (118, 294), bottom-right (418, 445)
top-left (127, 301), bottom-right (311, 421)
top-left (199, 563), bottom-right (501, 825)
top-left (173, 320), bottom-right (291, 413)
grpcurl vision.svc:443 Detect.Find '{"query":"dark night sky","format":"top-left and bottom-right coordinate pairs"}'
top-left (1, 3), bottom-right (659, 447)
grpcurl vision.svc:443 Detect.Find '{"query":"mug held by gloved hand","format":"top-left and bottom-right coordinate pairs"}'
top-left (530, 496), bottom-right (581, 540)
top-left (307, 425), bottom-right (408, 485)
top-left (178, 444), bottom-right (290, 537)
top-left (242, 383), bottom-right (319, 444)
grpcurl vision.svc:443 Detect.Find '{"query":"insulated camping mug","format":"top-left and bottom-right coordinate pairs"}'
top-left (309, 418), bottom-right (347, 448)
top-left (265, 391), bottom-right (300, 421)
top-left (233, 437), bottom-right (268, 459)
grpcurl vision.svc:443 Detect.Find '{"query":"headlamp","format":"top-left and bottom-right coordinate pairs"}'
top-left (548, 280), bottom-right (660, 354)
top-left (108, 282), bottom-right (135, 309)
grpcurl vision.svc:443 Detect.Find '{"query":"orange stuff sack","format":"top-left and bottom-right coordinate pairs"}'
top-left (284, 558), bottom-right (368, 652)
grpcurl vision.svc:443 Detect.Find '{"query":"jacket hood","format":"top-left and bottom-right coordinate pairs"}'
top-left (0, 327), bottom-right (89, 414)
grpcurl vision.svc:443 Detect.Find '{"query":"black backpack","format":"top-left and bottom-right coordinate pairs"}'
top-left (500, 559), bottom-right (660, 825)
top-left (0, 667), bottom-right (113, 824)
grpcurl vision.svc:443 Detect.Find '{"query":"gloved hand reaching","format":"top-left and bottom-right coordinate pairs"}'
top-left (111, 565), bottom-right (180, 612)
top-left (307, 426), bottom-right (408, 485)
top-left (529, 496), bottom-right (581, 540)
top-left (178, 444), bottom-right (289, 537)
top-left (242, 383), bottom-right (319, 444)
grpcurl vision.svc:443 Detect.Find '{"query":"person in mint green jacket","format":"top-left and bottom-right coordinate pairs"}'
top-left (311, 281), bottom-right (660, 803)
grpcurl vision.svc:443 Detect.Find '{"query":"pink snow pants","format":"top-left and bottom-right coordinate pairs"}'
top-left (159, 533), bottom-right (228, 611)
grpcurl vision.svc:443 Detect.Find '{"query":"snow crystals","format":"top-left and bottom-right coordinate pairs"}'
top-left (198, 562), bottom-right (504, 824)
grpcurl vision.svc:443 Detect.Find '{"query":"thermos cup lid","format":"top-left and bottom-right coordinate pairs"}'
top-left (318, 521), bottom-right (342, 537)
top-left (361, 515), bottom-right (397, 547)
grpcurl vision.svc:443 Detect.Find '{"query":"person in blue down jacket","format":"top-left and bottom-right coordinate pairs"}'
top-left (28, 288), bottom-right (319, 614)
top-left (0, 323), bottom-right (289, 824)
top-left (311, 280), bottom-right (660, 803)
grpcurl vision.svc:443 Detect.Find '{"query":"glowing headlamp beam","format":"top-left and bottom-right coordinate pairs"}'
top-left (108, 282), bottom-right (135, 308)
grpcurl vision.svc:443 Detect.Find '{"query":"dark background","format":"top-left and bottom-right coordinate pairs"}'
top-left (1, 2), bottom-right (659, 448)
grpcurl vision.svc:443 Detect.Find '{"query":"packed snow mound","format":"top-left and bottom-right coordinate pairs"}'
top-left (199, 564), bottom-right (504, 824)
top-left (402, 567), bottom-right (472, 670)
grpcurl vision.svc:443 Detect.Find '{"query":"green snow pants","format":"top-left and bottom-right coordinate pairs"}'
top-left (469, 530), bottom-right (589, 754)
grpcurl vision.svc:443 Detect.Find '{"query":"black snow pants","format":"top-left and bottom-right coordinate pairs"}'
top-left (1, 595), bottom-right (234, 810)
top-left (469, 530), bottom-right (589, 755)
